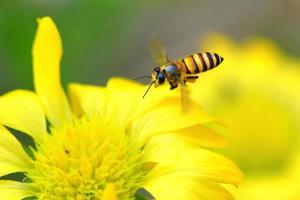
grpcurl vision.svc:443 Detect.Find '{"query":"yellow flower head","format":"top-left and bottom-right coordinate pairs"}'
top-left (191, 34), bottom-right (300, 200)
top-left (0, 18), bottom-right (242, 200)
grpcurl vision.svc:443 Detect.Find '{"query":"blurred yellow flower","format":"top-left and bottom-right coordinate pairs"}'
top-left (191, 34), bottom-right (300, 199)
top-left (0, 18), bottom-right (242, 200)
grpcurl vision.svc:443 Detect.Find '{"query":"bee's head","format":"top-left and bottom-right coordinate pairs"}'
top-left (152, 67), bottom-right (165, 87)
top-left (138, 67), bottom-right (165, 98)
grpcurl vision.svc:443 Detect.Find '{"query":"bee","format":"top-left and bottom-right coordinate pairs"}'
top-left (139, 39), bottom-right (224, 100)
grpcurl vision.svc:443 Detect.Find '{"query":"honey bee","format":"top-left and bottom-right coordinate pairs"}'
top-left (139, 39), bottom-right (224, 101)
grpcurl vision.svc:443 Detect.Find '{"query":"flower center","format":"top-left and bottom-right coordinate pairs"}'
top-left (27, 115), bottom-right (147, 200)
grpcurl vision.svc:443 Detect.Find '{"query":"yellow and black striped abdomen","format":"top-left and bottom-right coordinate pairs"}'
top-left (181, 52), bottom-right (224, 74)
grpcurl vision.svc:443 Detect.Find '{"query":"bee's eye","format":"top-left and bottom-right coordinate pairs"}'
top-left (158, 73), bottom-right (165, 84)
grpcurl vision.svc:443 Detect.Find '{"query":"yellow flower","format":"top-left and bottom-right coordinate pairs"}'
top-left (0, 18), bottom-right (242, 200)
top-left (191, 34), bottom-right (300, 200)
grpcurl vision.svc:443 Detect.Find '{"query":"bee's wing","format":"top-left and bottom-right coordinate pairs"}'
top-left (179, 79), bottom-right (191, 113)
top-left (150, 37), bottom-right (169, 66)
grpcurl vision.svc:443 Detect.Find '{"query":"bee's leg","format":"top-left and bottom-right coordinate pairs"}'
top-left (170, 84), bottom-right (178, 90)
top-left (168, 80), bottom-right (177, 90)
top-left (185, 76), bottom-right (199, 79)
top-left (185, 76), bottom-right (199, 83)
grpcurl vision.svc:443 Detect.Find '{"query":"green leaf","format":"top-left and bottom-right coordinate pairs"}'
top-left (135, 188), bottom-right (156, 200)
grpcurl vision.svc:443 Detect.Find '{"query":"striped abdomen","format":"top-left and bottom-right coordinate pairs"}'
top-left (181, 52), bottom-right (224, 74)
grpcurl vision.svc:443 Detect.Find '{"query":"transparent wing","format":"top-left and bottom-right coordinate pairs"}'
top-left (149, 37), bottom-right (168, 66)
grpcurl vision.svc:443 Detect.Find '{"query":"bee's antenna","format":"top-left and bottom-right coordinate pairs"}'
top-left (134, 76), bottom-right (152, 80)
top-left (143, 81), bottom-right (155, 98)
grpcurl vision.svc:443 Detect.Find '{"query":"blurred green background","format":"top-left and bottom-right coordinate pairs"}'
top-left (1, 0), bottom-right (300, 93)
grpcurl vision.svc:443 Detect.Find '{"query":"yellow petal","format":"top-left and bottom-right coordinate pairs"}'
top-left (0, 126), bottom-right (32, 176)
top-left (144, 173), bottom-right (234, 200)
top-left (129, 97), bottom-right (214, 143)
top-left (175, 123), bottom-right (227, 148)
top-left (106, 78), bottom-right (179, 126)
top-left (0, 180), bottom-right (33, 200)
top-left (69, 78), bottom-right (145, 124)
top-left (105, 78), bottom-right (220, 147)
top-left (144, 174), bottom-right (200, 200)
top-left (144, 133), bottom-right (196, 163)
top-left (195, 179), bottom-right (235, 200)
top-left (0, 90), bottom-right (46, 142)
top-left (32, 16), bottom-right (72, 128)
top-left (107, 77), bottom-right (144, 92)
top-left (68, 83), bottom-right (107, 117)
top-left (145, 142), bottom-right (242, 186)
top-left (105, 78), bottom-right (145, 126)
top-left (188, 149), bottom-right (243, 185)
top-left (102, 183), bottom-right (118, 200)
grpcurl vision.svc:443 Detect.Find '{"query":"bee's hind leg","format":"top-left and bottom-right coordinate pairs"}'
top-left (185, 76), bottom-right (199, 79)
top-left (185, 76), bottom-right (199, 83)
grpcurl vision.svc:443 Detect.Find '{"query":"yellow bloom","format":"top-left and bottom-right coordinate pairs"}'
top-left (0, 18), bottom-right (242, 200)
top-left (191, 34), bottom-right (300, 199)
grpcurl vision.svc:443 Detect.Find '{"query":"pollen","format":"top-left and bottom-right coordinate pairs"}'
top-left (27, 115), bottom-right (148, 200)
